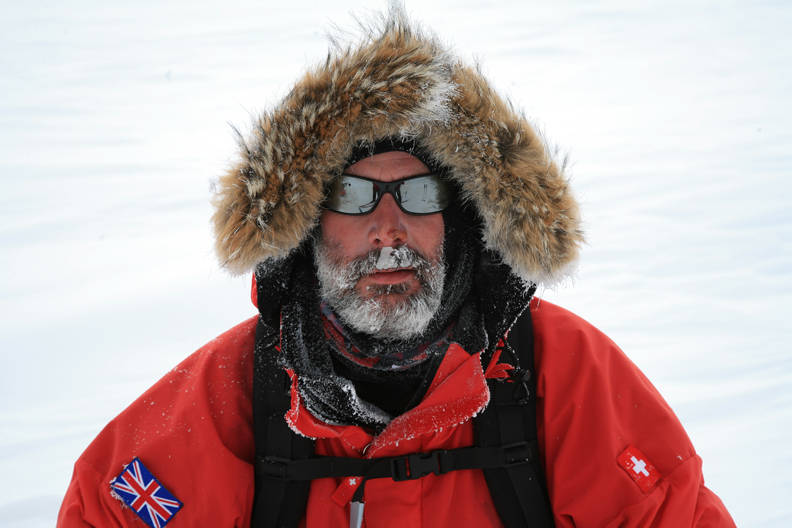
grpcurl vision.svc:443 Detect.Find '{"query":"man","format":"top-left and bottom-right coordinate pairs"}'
top-left (58, 5), bottom-right (735, 528)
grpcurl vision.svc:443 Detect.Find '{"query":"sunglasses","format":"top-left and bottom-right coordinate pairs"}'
top-left (322, 173), bottom-right (453, 215)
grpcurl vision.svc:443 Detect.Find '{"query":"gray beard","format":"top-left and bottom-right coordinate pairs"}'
top-left (314, 240), bottom-right (445, 341)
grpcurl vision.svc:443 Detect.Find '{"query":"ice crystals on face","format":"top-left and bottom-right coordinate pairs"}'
top-left (375, 247), bottom-right (395, 269)
top-left (315, 242), bottom-right (444, 340)
top-left (375, 246), bottom-right (413, 270)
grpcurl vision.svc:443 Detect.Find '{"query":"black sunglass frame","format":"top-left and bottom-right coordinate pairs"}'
top-left (321, 173), bottom-right (453, 216)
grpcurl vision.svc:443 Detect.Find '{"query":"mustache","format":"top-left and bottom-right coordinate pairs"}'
top-left (343, 246), bottom-right (434, 284)
top-left (315, 243), bottom-right (438, 292)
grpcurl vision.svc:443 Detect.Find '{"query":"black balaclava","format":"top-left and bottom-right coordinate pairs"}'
top-left (259, 138), bottom-right (535, 432)
top-left (325, 138), bottom-right (481, 357)
top-left (276, 138), bottom-right (487, 431)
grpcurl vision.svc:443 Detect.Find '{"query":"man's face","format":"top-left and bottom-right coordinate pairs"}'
top-left (316, 151), bottom-right (446, 339)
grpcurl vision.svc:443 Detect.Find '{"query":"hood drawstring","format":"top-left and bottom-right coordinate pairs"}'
top-left (498, 339), bottom-right (532, 404)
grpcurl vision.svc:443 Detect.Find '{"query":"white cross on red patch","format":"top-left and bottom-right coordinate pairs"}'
top-left (617, 445), bottom-right (661, 493)
top-left (630, 456), bottom-right (649, 476)
top-left (331, 474), bottom-right (363, 507)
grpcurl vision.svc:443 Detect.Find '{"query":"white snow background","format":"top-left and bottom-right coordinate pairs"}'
top-left (1, 0), bottom-right (790, 526)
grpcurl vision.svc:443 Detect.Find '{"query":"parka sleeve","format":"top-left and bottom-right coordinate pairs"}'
top-left (56, 317), bottom-right (259, 528)
top-left (57, 458), bottom-right (134, 527)
top-left (58, 463), bottom-right (95, 527)
top-left (531, 300), bottom-right (736, 528)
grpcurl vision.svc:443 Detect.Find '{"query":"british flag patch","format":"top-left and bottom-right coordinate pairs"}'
top-left (111, 458), bottom-right (182, 528)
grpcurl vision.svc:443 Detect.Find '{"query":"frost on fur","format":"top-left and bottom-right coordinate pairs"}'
top-left (210, 1), bottom-right (584, 288)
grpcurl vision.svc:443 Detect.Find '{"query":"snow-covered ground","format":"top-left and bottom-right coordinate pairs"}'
top-left (1, 0), bottom-right (790, 526)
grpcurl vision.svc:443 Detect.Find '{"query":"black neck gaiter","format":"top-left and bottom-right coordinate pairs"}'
top-left (258, 190), bottom-right (533, 433)
top-left (277, 201), bottom-right (485, 432)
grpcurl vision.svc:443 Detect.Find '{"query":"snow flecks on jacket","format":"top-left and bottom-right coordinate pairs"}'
top-left (284, 342), bottom-right (491, 456)
top-left (59, 299), bottom-right (737, 528)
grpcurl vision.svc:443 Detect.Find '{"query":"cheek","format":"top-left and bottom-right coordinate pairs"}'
top-left (409, 215), bottom-right (445, 257)
top-left (319, 210), bottom-right (358, 253)
top-left (320, 210), bottom-right (445, 258)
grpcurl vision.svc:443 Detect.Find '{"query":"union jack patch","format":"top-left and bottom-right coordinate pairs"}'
top-left (111, 458), bottom-right (182, 528)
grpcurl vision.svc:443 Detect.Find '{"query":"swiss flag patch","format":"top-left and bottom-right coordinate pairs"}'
top-left (331, 476), bottom-right (362, 507)
top-left (617, 445), bottom-right (661, 493)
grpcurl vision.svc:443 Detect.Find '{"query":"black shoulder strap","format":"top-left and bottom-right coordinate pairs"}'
top-left (474, 306), bottom-right (556, 528)
top-left (251, 316), bottom-right (314, 528)
top-left (251, 307), bottom-right (554, 528)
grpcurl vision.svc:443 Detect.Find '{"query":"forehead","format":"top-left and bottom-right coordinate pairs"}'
top-left (344, 151), bottom-right (430, 182)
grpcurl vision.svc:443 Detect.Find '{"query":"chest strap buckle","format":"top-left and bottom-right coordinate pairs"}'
top-left (390, 450), bottom-right (451, 481)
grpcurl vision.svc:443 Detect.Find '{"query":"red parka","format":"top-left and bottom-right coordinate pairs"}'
top-left (57, 298), bottom-right (735, 527)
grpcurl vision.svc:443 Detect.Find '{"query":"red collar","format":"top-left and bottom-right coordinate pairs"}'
top-left (284, 342), bottom-right (513, 457)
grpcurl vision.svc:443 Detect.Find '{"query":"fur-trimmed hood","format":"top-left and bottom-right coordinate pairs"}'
top-left (211, 3), bottom-right (584, 287)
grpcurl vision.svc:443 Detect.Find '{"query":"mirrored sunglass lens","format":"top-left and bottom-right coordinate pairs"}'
top-left (398, 176), bottom-right (451, 213)
top-left (327, 177), bottom-right (379, 214)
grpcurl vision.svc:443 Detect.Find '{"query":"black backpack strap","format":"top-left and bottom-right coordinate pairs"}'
top-left (250, 303), bottom-right (553, 527)
top-left (256, 441), bottom-right (540, 485)
top-left (475, 307), bottom-right (556, 528)
top-left (251, 316), bottom-right (314, 528)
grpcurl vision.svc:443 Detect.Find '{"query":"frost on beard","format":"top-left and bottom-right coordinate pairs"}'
top-left (314, 243), bottom-right (445, 340)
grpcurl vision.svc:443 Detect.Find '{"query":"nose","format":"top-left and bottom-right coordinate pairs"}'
top-left (367, 193), bottom-right (408, 247)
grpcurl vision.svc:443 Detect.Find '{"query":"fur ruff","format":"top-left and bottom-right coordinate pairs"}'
top-left (211, 2), bottom-right (584, 287)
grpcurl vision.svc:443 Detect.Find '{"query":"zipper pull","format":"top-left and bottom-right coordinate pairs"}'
top-left (350, 501), bottom-right (364, 528)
